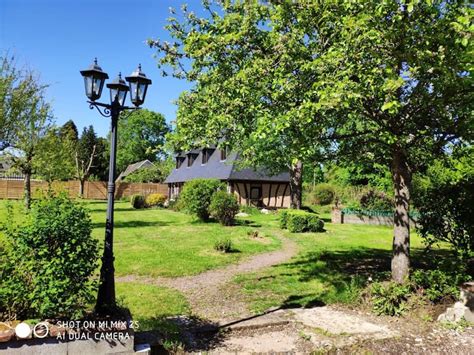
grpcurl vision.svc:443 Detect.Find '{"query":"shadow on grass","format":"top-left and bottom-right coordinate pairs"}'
top-left (92, 220), bottom-right (169, 229)
top-left (247, 246), bottom-right (459, 310)
top-left (234, 219), bottom-right (262, 228)
top-left (86, 206), bottom-right (141, 213)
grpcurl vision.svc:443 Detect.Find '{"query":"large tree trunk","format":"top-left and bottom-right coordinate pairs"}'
top-left (391, 148), bottom-right (412, 283)
top-left (289, 160), bottom-right (303, 209)
top-left (24, 172), bottom-right (31, 209)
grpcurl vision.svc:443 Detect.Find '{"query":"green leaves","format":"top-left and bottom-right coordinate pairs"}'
top-left (1, 195), bottom-right (98, 319)
top-left (117, 109), bottom-right (169, 173)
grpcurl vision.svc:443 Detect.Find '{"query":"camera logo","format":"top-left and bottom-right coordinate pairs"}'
top-left (14, 322), bottom-right (49, 339)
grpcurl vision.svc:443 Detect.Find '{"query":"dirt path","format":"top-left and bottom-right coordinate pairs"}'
top-left (117, 234), bottom-right (298, 323)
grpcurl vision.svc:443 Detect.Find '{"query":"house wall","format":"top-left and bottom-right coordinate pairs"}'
top-left (231, 181), bottom-right (290, 209)
top-left (168, 180), bottom-right (291, 208)
top-left (168, 182), bottom-right (184, 200)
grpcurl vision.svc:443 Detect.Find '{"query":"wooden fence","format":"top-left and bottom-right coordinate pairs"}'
top-left (0, 180), bottom-right (168, 200)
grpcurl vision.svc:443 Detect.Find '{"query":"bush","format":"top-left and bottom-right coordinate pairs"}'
top-left (370, 281), bottom-right (411, 316)
top-left (416, 176), bottom-right (474, 261)
top-left (279, 209), bottom-right (290, 229)
top-left (0, 195), bottom-right (98, 319)
top-left (411, 269), bottom-right (471, 302)
top-left (287, 214), bottom-right (307, 233)
top-left (240, 205), bottom-right (260, 215)
top-left (311, 183), bottom-right (335, 205)
top-left (145, 193), bottom-right (167, 207)
top-left (130, 194), bottom-right (146, 209)
top-left (280, 209), bottom-right (324, 233)
top-left (179, 179), bottom-right (223, 220)
top-left (360, 189), bottom-right (394, 211)
top-left (167, 198), bottom-right (181, 211)
top-left (214, 238), bottom-right (233, 253)
top-left (209, 191), bottom-right (239, 226)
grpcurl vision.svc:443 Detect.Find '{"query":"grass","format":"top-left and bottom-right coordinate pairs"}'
top-left (115, 282), bottom-right (190, 331)
top-left (234, 222), bottom-right (450, 314)
top-left (0, 198), bottom-right (452, 325)
top-left (0, 199), bottom-right (281, 278)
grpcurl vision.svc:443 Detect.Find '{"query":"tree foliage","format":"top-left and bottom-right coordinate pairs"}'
top-left (117, 109), bottom-right (169, 173)
top-left (415, 146), bottom-right (474, 260)
top-left (178, 178), bottom-right (223, 221)
top-left (151, 0), bottom-right (473, 282)
top-left (74, 125), bottom-right (108, 195)
top-left (34, 126), bottom-right (75, 183)
top-left (1, 194), bottom-right (98, 319)
top-left (0, 56), bottom-right (52, 208)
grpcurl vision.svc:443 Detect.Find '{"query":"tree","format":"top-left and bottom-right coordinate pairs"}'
top-left (151, 1), bottom-right (473, 282)
top-left (116, 109), bottom-right (169, 173)
top-left (91, 137), bottom-right (109, 181)
top-left (4, 72), bottom-right (51, 208)
top-left (0, 54), bottom-right (20, 151)
top-left (308, 1), bottom-right (472, 282)
top-left (60, 120), bottom-right (79, 143)
top-left (34, 126), bottom-right (75, 184)
top-left (150, 2), bottom-right (327, 208)
top-left (1, 54), bottom-right (54, 208)
top-left (75, 126), bottom-right (100, 197)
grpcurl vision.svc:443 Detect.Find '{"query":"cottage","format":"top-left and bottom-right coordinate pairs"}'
top-left (165, 147), bottom-right (291, 208)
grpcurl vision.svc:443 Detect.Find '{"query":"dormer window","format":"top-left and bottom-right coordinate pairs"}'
top-left (176, 157), bottom-right (185, 169)
top-left (187, 153), bottom-right (198, 167)
top-left (202, 148), bottom-right (214, 164)
top-left (220, 147), bottom-right (228, 161)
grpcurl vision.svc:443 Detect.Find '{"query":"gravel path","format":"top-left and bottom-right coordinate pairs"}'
top-left (117, 235), bottom-right (298, 323)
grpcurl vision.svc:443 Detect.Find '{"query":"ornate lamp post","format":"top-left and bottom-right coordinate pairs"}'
top-left (80, 59), bottom-right (152, 314)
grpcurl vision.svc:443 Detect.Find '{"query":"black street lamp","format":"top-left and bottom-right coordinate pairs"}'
top-left (80, 58), bottom-right (152, 314)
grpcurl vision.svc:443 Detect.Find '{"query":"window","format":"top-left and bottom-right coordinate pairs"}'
top-left (250, 186), bottom-right (262, 200)
top-left (202, 149), bottom-right (213, 164)
top-left (220, 147), bottom-right (228, 161)
top-left (176, 157), bottom-right (185, 169)
top-left (187, 153), bottom-right (197, 167)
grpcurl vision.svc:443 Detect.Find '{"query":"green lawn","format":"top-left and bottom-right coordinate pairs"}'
top-left (0, 199), bottom-right (281, 278)
top-left (0, 199), bottom-right (449, 325)
top-left (234, 222), bottom-right (448, 314)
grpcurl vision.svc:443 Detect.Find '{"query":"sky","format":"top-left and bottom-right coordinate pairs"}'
top-left (0, 0), bottom-right (202, 137)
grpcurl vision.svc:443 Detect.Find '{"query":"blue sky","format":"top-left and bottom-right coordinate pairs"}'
top-left (0, 0), bottom-right (201, 137)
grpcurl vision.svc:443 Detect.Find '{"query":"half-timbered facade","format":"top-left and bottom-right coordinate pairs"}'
top-left (165, 148), bottom-right (290, 208)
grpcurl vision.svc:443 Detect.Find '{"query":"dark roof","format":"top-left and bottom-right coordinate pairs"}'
top-left (165, 148), bottom-right (289, 183)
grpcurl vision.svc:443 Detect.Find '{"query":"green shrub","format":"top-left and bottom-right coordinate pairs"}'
top-left (280, 209), bottom-right (325, 233)
top-left (179, 179), bottom-right (223, 220)
top-left (167, 198), bottom-right (181, 211)
top-left (0, 195), bottom-right (98, 319)
top-left (209, 191), bottom-right (239, 226)
top-left (311, 183), bottom-right (335, 205)
top-left (370, 281), bottom-right (411, 316)
top-left (416, 176), bottom-right (474, 261)
top-left (360, 190), bottom-right (394, 211)
top-left (279, 209), bottom-right (290, 229)
top-left (145, 193), bottom-right (167, 207)
top-left (130, 194), bottom-right (146, 209)
top-left (306, 214), bottom-right (325, 232)
top-left (214, 238), bottom-right (233, 253)
top-left (287, 214), bottom-right (307, 233)
top-left (411, 269), bottom-right (471, 302)
top-left (240, 205), bottom-right (260, 215)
